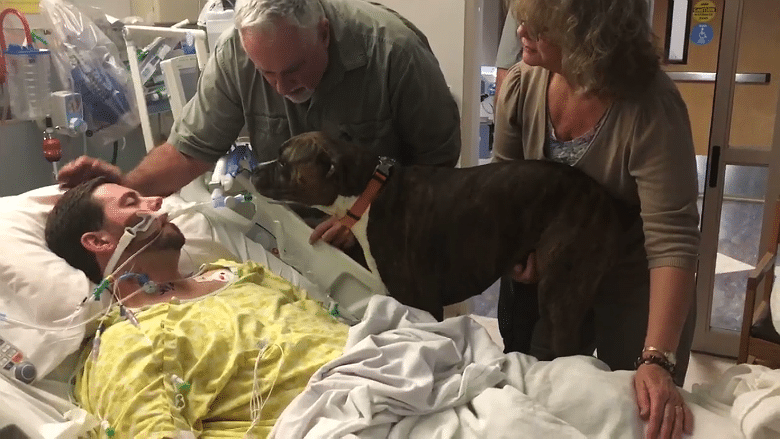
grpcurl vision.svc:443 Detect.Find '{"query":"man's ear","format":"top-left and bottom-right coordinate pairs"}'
top-left (318, 18), bottom-right (330, 47)
top-left (80, 231), bottom-right (115, 254)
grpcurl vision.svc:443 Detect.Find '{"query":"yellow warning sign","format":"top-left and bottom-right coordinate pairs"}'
top-left (692, 1), bottom-right (716, 23)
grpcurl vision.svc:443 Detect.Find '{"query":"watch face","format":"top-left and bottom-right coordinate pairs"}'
top-left (643, 347), bottom-right (676, 365)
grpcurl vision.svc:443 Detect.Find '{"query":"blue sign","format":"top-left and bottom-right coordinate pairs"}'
top-left (691, 23), bottom-right (714, 45)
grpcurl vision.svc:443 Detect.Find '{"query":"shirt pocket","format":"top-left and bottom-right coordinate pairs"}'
top-left (249, 114), bottom-right (291, 160)
top-left (338, 119), bottom-right (393, 144)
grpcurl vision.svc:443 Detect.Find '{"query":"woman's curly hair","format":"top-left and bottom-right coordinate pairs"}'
top-left (513, 0), bottom-right (660, 99)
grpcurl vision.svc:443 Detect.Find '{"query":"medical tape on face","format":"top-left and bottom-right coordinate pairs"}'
top-left (103, 212), bottom-right (163, 278)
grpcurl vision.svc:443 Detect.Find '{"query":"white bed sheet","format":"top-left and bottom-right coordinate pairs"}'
top-left (270, 295), bottom-right (777, 439)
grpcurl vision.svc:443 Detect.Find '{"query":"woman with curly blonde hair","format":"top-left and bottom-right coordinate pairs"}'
top-left (494, 1), bottom-right (699, 438)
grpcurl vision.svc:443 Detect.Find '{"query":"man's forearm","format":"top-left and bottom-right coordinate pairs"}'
top-left (124, 142), bottom-right (214, 196)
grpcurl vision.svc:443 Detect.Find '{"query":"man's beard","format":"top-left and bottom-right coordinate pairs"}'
top-left (130, 222), bottom-right (185, 253)
top-left (284, 87), bottom-right (314, 104)
top-left (148, 222), bottom-right (186, 251)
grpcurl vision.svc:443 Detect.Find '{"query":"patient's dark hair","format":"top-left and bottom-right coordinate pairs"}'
top-left (45, 177), bottom-right (108, 284)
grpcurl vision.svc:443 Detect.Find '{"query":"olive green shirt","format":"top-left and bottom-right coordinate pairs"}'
top-left (495, 14), bottom-right (522, 69)
top-left (493, 63), bottom-right (700, 271)
top-left (169, 0), bottom-right (461, 167)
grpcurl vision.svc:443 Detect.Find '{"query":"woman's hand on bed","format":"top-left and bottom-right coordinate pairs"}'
top-left (58, 156), bottom-right (124, 189)
top-left (634, 363), bottom-right (693, 439)
top-left (309, 215), bottom-right (357, 250)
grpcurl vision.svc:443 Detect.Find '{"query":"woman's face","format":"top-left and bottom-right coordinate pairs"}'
top-left (517, 22), bottom-right (562, 73)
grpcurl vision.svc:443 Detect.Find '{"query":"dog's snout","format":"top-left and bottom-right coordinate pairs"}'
top-left (250, 163), bottom-right (273, 191)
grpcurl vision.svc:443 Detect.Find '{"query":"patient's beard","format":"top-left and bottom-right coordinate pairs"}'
top-left (130, 222), bottom-right (185, 254)
top-left (149, 223), bottom-right (186, 251)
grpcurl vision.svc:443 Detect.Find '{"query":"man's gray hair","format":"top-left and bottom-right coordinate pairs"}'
top-left (234, 0), bottom-right (325, 32)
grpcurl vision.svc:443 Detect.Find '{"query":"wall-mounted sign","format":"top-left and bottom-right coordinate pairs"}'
top-left (691, 23), bottom-right (714, 45)
top-left (692, 1), bottom-right (717, 23)
top-left (666, 0), bottom-right (693, 63)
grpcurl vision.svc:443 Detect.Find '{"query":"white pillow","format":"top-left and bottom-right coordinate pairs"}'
top-left (0, 185), bottom-right (90, 380)
top-left (0, 185), bottom-right (252, 379)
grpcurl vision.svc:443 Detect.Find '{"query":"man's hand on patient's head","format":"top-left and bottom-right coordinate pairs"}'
top-left (58, 156), bottom-right (124, 189)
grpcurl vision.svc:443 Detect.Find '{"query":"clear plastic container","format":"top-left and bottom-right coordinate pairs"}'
top-left (4, 44), bottom-right (52, 121)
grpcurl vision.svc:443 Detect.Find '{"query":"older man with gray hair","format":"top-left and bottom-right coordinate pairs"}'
top-left (58, 0), bottom-right (461, 248)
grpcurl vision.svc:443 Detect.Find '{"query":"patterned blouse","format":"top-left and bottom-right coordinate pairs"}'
top-left (544, 106), bottom-right (612, 165)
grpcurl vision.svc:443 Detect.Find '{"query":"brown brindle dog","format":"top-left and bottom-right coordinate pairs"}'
top-left (251, 131), bottom-right (637, 356)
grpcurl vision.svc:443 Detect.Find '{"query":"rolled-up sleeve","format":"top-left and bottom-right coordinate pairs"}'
top-left (168, 31), bottom-right (246, 163)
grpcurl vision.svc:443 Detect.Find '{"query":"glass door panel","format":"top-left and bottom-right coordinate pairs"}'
top-left (712, 165), bottom-right (767, 332)
top-left (653, 0), bottom-right (779, 357)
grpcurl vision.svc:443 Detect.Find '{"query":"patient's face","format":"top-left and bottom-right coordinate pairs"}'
top-left (241, 17), bottom-right (329, 103)
top-left (92, 184), bottom-right (184, 251)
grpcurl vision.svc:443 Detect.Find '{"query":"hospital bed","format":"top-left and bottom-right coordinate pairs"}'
top-left (1, 170), bottom-right (779, 439)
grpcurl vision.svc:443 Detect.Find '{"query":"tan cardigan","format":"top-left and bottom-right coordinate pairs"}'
top-left (493, 63), bottom-right (700, 271)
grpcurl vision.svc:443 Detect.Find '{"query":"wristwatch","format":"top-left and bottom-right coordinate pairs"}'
top-left (642, 346), bottom-right (677, 366)
top-left (634, 346), bottom-right (677, 375)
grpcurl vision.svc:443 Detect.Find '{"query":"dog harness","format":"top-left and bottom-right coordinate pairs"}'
top-left (339, 157), bottom-right (395, 229)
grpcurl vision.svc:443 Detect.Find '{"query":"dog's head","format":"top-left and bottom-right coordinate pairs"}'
top-left (251, 131), bottom-right (377, 207)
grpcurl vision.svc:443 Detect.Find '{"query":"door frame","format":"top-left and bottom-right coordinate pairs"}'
top-left (693, 0), bottom-right (780, 356)
top-left (693, 0), bottom-right (745, 356)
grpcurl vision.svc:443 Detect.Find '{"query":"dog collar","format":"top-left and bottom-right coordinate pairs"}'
top-left (339, 157), bottom-right (395, 229)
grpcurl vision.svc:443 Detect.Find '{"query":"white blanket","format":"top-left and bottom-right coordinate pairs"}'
top-left (692, 365), bottom-right (780, 439)
top-left (271, 296), bottom-right (752, 439)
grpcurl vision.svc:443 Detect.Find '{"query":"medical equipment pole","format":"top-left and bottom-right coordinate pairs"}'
top-left (123, 24), bottom-right (208, 153)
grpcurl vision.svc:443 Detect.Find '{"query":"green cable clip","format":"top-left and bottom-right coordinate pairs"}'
top-left (93, 276), bottom-right (113, 300)
top-left (30, 30), bottom-right (48, 46)
top-left (171, 374), bottom-right (191, 393)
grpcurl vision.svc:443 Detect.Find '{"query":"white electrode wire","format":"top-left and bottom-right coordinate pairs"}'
top-left (247, 342), bottom-right (284, 435)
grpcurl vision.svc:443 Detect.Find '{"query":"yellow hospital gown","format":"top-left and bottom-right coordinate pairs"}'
top-left (75, 260), bottom-right (349, 439)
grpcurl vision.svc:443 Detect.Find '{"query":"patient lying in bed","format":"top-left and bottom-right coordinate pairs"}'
top-left (45, 178), bottom-right (347, 438)
top-left (40, 178), bottom-right (774, 439)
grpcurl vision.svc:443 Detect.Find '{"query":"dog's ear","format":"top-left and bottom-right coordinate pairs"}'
top-left (312, 132), bottom-right (339, 179)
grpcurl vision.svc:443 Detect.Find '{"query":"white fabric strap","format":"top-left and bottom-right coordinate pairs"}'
top-left (103, 229), bottom-right (136, 278)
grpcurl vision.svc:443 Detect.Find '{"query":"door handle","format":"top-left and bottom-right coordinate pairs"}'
top-left (666, 72), bottom-right (770, 84)
top-left (707, 145), bottom-right (721, 188)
